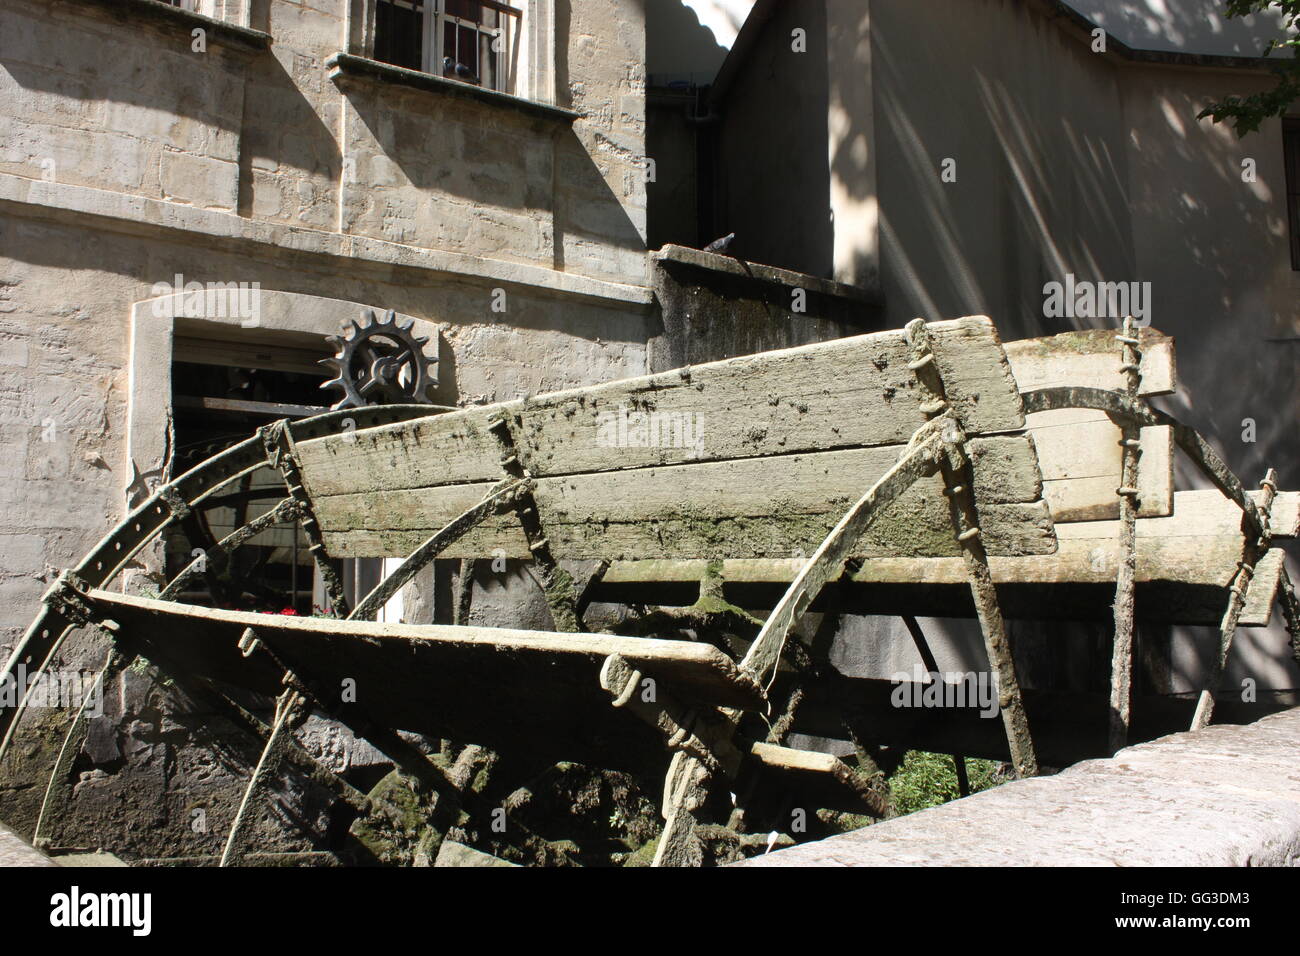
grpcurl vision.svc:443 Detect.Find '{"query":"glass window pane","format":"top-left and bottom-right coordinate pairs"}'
top-left (459, 24), bottom-right (478, 79)
top-left (375, 0), bottom-right (424, 72)
top-left (443, 18), bottom-right (457, 69)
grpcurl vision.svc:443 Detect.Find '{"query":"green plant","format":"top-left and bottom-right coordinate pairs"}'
top-left (1200, 2), bottom-right (1300, 136)
top-left (887, 751), bottom-right (1008, 817)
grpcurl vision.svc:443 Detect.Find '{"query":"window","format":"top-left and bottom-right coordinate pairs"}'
top-left (168, 332), bottom-right (334, 615)
top-left (373, 0), bottom-right (521, 93)
top-left (166, 329), bottom-right (408, 622)
top-left (1285, 119), bottom-right (1300, 271)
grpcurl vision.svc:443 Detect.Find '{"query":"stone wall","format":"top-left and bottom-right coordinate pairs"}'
top-left (1, 0), bottom-right (649, 283)
top-left (0, 0), bottom-right (655, 858)
top-left (703, 0), bottom-right (1300, 697)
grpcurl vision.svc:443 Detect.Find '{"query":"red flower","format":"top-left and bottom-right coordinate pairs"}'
top-left (278, 607), bottom-right (300, 616)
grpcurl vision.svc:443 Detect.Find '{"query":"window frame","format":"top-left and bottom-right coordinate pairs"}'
top-left (372, 0), bottom-right (522, 94)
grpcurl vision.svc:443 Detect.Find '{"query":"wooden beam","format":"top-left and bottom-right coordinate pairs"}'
top-left (292, 316), bottom-right (1027, 500)
top-left (312, 439), bottom-right (1056, 560)
top-left (1005, 328), bottom-right (1176, 521)
top-left (82, 590), bottom-right (767, 712)
top-left (597, 492), bottom-right (1297, 627)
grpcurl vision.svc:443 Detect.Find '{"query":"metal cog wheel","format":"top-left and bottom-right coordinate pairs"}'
top-left (321, 310), bottom-right (437, 409)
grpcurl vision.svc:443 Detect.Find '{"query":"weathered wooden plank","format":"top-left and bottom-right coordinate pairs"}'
top-left (747, 742), bottom-right (886, 815)
top-left (598, 491), bottom-right (1296, 626)
top-left (314, 439), bottom-right (1056, 560)
top-left (1005, 329), bottom-right (1176, 522)
top-left (294, 317), bottom-right (1027, 500)
top-left (294, 403), bottom-right (518, 499)
top-left (85, 590), bottom-right (766, 712)
top-left (1240, 549), bottom-right (1286, 628)
top-left (1004, 327), bottom-right (1176, 397)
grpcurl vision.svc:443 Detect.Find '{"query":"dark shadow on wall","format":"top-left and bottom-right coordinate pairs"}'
top-left (3, 0), bottom-right (340, 214)
top-left (714, 0), bottom-right (832, 277)
top-left (644, 0), bottom-right (733, 251)
top-left (239, 48), bottom-right (343, 216)
top-left (337, 79), bottom-right (645, 274)
top-left (1, 0), bottom-right (250, 132)
top-left (336, 81), bottom-right (561, 213)
top-left (646, 0), bottom-right (730, 84)
top-left (870, 0), bottom-right (1136, 342)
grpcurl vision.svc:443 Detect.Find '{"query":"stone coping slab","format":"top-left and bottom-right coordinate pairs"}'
top-left (736, 707), bottom-right (1300, 866)
top-left (0, 821), bottom-right (56, 868)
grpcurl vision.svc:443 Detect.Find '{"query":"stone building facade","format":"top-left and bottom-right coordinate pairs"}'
top-left (0, 0), bottom-right (658, 856)
top-left (0, 0), bottom-right (871, 859)
top-left (649, 0), bottom-right (1300, 698)
top-left (0, 0), bottom-right (1296, 860)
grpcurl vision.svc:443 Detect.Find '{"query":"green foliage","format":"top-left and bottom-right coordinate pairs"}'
top-left (1200, 2), bottom-right (1300, 136)
top-left (887, 751), bottom-right (1008, 817)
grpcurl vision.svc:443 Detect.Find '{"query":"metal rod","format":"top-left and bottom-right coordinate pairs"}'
top-left (220, 687), bottom-right (306, 867)
top-left (1109, 316), bottom-right (1143, 754)
top-left (348, 479), bottom-right (522, 621)
top-left (905, 318), bottom-right (1038, 779)
top-left (1191, 469), bottom-right (1278, 730)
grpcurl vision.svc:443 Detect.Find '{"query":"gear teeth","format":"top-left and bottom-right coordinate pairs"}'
top-left (323, 308), bottom-right (435, 409)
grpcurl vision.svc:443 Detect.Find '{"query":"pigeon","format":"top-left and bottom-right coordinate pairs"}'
top-left (441, 57), bottom-right (479, 83)
top-left (703, 232), bottom-right (735, 254)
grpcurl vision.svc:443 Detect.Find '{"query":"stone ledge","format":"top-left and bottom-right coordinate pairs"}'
top-left (652, 243), bottom-right (881, 305)
top-left (736, 707), bottom-right (1300, 866)
top-left (327, 53), bottom-right (580, 126)
top-left (0, 820), bottom-right (56, 867)
top-left (0, 173), bottom-right (653, 309)
top-left (76, 0), bottom-right (271, 52)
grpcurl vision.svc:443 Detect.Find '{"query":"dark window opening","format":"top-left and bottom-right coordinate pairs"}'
top-left (373, 0), bottom-right (520, 93)
top-left (167, 336), bottom-right (333, 615)
top-left (374, 0), bottom-right (426, 72)
top-left (1284, 118), bottom-right (1300, 271)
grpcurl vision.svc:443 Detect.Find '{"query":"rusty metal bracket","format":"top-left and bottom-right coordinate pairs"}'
top-left (1109, 316), bottom-right (1144, 753)
top-left (906, 317), bottom-right (1038, 778)
top-left (485, 409), bottom-right (580, 632)
top-left (158, 484), bottom-right (192, 522)
top-left (1191, 468), bottom-right (1279, 730)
